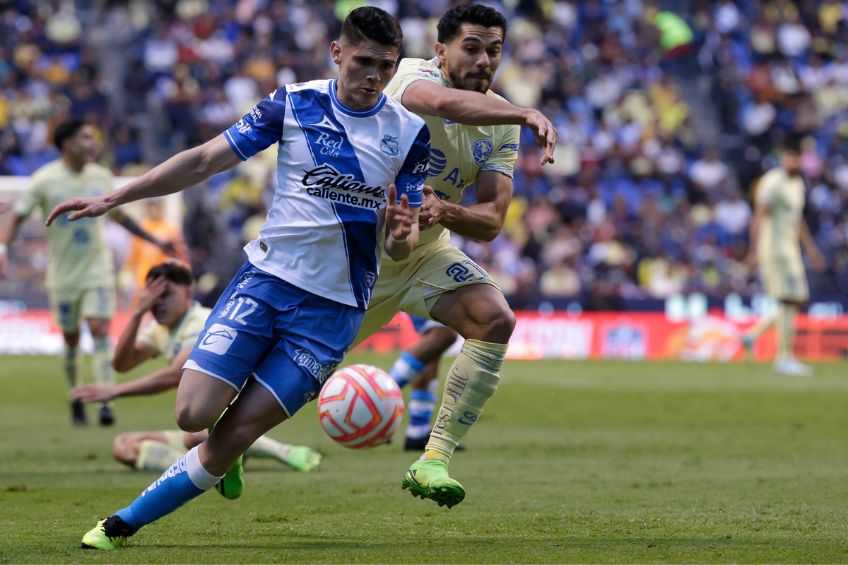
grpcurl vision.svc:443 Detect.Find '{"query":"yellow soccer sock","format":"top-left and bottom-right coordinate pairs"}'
top-left (64, 345), bottom-right (80, 389)
top-left (135, 440), bottom-right (185, 472)
top-left (424, 339), bottom-right (506, 464)
top-left (776, 303), bottom-right (798, 362)
top-left (92, 337), bottom-right (114, 405)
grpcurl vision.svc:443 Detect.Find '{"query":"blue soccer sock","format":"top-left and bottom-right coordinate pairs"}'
top-left (405, 383), bottom-right (437, 440)
top-left (115, 446), bottom-right (222, 533)
top-left (388, 351), bottom-right (425, 389)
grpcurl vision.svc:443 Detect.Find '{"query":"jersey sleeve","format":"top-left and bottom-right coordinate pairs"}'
top-left (480, 124), bottom-right (520, 178)
top-left (387, 59), bottom-right (444, 102)
top-left (13, 176), bottom-right (45, 218)
top-left (394, 123), bottom-right (430, 208)
top-left (223, 88), bottom-right (287, 161)
top-left (137, 320), bottom-right (165, 357)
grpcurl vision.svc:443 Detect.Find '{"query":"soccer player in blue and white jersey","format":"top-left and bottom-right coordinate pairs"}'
top-left (46, 7), bottom-right (430, 550)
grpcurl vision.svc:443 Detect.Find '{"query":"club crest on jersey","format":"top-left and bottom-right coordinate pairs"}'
top-left (472, 139), bottom-right (493, 164)
top-left (364, 271), bottom-right (377, 288)
top-left (380, 134), bottom-right (399, 156)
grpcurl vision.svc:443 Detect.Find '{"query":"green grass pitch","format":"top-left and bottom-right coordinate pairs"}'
top-left (1, 354), bottom-right (847, 563)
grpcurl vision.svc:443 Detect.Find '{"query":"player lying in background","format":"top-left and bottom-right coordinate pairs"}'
top-left (73, 261), bottom-right (321, 480)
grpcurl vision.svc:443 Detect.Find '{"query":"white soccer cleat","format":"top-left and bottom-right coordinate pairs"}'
top-left (773, 358), bottom-right (813, 377)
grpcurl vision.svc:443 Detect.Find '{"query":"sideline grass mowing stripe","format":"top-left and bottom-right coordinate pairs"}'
top-left (1, 355), bottom-right (846, 563)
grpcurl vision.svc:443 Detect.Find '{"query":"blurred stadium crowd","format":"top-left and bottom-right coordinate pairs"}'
top-left (1, 0), bottom-right (847, 310)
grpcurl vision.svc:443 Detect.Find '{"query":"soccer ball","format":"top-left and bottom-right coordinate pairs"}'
top-left (318, 364), bottom-right (404, 448)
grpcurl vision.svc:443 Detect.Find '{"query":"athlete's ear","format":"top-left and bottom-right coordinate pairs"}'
top-left (330, 40), bottom-right (342, 65)
top-left (434, 42), bottom-right (447, 66)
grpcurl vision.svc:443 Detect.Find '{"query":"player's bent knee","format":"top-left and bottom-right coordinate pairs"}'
top-left (174, 403), bottom-right (217, 433)
top-left (478, 306), bottom-right (515, 343)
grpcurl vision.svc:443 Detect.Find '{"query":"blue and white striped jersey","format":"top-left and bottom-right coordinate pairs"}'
top-left (223, 79), bottom-right (430, 309)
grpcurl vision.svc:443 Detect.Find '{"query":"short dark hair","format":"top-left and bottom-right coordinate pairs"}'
top-left (53, 119), bottom-right (88, 151)
top-left (341, 6), bottom-right (402, 49)
top-left (146, 261), bottom-right (194, 287)
top-left (437, 3), bottom-right (507, 44)
top-left (783, 134), bottom-right (803, 154)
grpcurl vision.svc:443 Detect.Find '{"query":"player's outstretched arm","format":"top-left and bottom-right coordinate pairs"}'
top-left (46, 135), bottom-right (241, 226)
top-left (419, 170), bottom-right (511, 242)
top-left (385, 183), bottom-right (419, 261)
top-left (402, 80), bottom-right (557, 165)
top-left (74, 349), bottom-right (190, 403)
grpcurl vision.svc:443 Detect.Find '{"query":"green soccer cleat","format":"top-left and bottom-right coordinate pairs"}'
top-left (215, 454), bottom-right (244, 500)
top-left (401, 459), bottom-right (465, 508)
top-left (81, 516), bottom-right (132, 550)
top-left (283, 446), bottom-right (322, 473)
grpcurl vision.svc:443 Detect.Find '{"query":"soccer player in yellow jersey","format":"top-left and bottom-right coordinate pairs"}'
top-left (350, 3), bottom-right (557, 507)
top-left (742, 139), bottom-right (825, 376)
top-left (73, 262), bottom-right (321, 484)
top-left (0, 120), bottom-right (176, 426)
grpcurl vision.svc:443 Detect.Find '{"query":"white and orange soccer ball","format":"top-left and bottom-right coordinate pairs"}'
top-left (318, 364), bottom-right (404, 448)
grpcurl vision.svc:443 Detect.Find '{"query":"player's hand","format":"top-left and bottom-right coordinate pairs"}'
top-left (0, 254), bottom-right (7, 279)
top-left (45, 196), bottom-right (113, 226)
top-left (418, 186), bottom-right (447, 230)
top-left (385, 183), bottom-right (413, 241)
top-left (137, 276), bottom-right (168, 314)
top-left (72, 383), bottom-right (118, 403)
top-left (523, 108), bottom-right (558, 166)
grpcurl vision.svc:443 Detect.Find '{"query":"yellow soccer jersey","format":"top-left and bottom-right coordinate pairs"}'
top-left (14, 159), bottom-right (115, 292)
top-left (755, 168), bottom-right (805, 264)
top-left (138, 302), bottom-right (210, 362)
top-left (384, 57), bottom-right (521, 255)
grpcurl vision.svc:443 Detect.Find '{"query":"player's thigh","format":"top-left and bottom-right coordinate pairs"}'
top-left (178, 262), bottom-right (282, 429)
top-left (413, 246), bottom-right (512, 340)
top-left (80, 287), bottom-right (116, 332)
top-left (175, 368), bottom-right (240, 432)
top-left (49, 289), bottom-right (83, 334)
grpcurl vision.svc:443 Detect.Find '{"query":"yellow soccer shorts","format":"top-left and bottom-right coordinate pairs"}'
top-left (352, 242), bottom-right (499, 348)
top-left (49, 286), bottom-right (117, 333)
top-left (760, 259), bottom-right (809, 303)
top-left (162, 430), bottom-right (189, 453)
